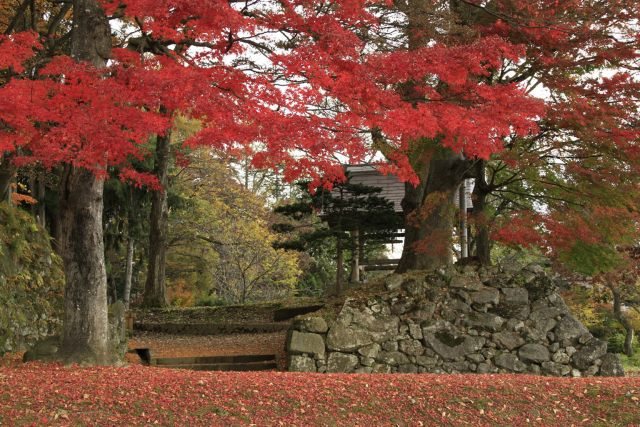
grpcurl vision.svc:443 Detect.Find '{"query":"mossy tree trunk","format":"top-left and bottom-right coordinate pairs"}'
top-left (58, 166), bottom-right (111, 364)
top-left (143, 133), bottom-right (170, 307)
top-left (56, 0), bottom-right (112, 365)
top-left (612, 286), bottom-right (635, 357)
top-left (396, 150), bottom-right (468, 273)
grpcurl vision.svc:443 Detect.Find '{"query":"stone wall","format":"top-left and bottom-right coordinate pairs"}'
top-left (286, 263), bottom-right (624, 376)
top-left (0, 203), bottom-right (64, 355)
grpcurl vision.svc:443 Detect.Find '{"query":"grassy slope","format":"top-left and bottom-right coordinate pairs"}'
top-left (1, 360), bottom-right (639, 426)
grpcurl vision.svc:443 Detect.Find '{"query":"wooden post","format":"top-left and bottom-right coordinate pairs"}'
top-left (125, 312), bottom-right (135, 332)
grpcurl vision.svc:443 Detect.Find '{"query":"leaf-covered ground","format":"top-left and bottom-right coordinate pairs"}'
top-left (1, 360), bottom-right (639, 426)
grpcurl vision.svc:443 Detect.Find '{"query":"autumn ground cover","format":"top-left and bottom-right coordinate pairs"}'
top-left (1, 356), bottom-right (639, 426)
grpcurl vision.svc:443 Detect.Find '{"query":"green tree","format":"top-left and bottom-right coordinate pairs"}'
top-left (275, 178), bottom-right (402, 295)
top-left (165, 149), bottom-right (301, 305)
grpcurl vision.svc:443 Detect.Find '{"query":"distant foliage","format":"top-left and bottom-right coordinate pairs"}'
top-left (165, 150), bottom-right (301, 305)
top-left (0, 203), bottom-right (64, 355)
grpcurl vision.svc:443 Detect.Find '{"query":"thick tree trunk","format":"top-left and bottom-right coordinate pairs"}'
top-left (612, 287), bottom-right (635, 357)
top-left (395, 1), bottom-right (473, 273)
top-left (396, 151), bottom-right (467, 272)
top-left (57, 167), bottom-right (111, 364)
top-left (55, 0), bottom-right (112, 365)
top-left (143, 133), bottom-right (170, 307)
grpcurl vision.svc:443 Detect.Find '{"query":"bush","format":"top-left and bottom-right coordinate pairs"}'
top-left (619, 352), bottom-right (640, 373)
top-left (194, 294), bottom-right (225, 307)
top-left (607, 332), bottom-right (640, 354)
top-left (0, 203), bottom-right (64, 355)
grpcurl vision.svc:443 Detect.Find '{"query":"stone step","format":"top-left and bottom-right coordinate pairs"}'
top-left (134, 322), bottom-right (289, 335)
top-left (273, 305), bottom-right (324, 321)
top-left (154, 361), bottom-right (278, 372)
top-left (153, 353), bottom-right (276, 365)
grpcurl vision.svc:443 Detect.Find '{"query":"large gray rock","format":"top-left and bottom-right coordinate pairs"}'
top-left (464, 312), bottom-right (505, 331)
top-left (377, 351), bottom-right (410, 366)
top-left (398, 364), bottom-right (419, 373)
top-left (599, 353), bottom-right (625, 377)
top-left (571, 339), bottom-right (607, 370)
top-left (410, 301), bottom-right (436, 322)
top-left (399, 339), bottom-right (425, 356)
top-left (476, 362), bottom-right (493, 373)
top-left (326, 324), bottom-right (374, 351)
top-left (552, 350), bottom-right (570, 364)
top-left (327, 352), bottom-right (359, 372)
top-left (531, 318), bottom-right (557, 334)
top-left (529, 307), bottom-right (562, 322)
top-left (360, 356), bottom-right (375, 367)
top-left (424, 331), bottom-right (485, 360)
top-left (541, 361), bottom-right (571, 376)
top-left (350, 310), bottom-right (399, 338)
top-left (372, 363), bottom-right (392, 374)
top-left (443, 361), bottom-right (470, 373)
top-left (289, 355), bottom-right (316, 372)
top-left (470, 288), bottom-right (500, 305)
top-left (288, 331), bottom-right (325, 358)
top-left (494, 353), bottom-right (526, 372)
top-left (501, 288), bottom-right (529, 305)
top-left (492, 332), bottom-right (525, 350)
top-left (450, 274), bottom-right (483, 291)
top-left (554, 315), bottom-right (589, 342)
top-left (402, 279), bottom-right (425, 297)
top-left (390, 297), bottom-right (415, 315)
top-left (524, 275), bottom-right (557, 300)
top-left (22, 335), bottom-right (59, 362)
top-left (441, 300), bottom-right (471, 322)
top-left (384, 275), bottom-right (404, 291)
top-left (415, 355), bottom-right (439, 367)
top-left (518, 344), bottom-right (550, 363)
top-left (298, 316), bottom-right (328, 334)
top-left (357, 343), bottom-right (381, 359)
top-left (408, 323), bottom-right (423, 340)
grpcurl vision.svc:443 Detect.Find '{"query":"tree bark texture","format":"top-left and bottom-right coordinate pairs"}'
top-left (0, 156), bottom-right (16, 203)
top-left (123, 238), bottom-right (135, 310)
top-left (612, 287), bottom-right (635, 357)
top-left (395, 1), bottom-right (475, 272)
top-left (58, 167), bottom-right (110, 364)
top-left (143, 133), bottom-right (170, 307)
top-left (396, 151), bottom-right (468, 272)
top-left (56, 0), bottom-right (112, 365)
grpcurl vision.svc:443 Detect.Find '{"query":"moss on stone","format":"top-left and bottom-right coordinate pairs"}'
top-left (0, 203), bottom-right (64, 355)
